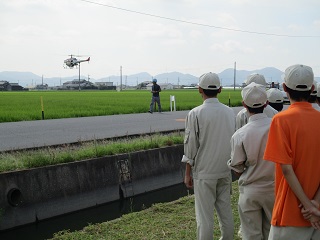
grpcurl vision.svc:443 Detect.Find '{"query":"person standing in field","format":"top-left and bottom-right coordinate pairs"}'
top-left (264, 64), bottom-right (320, 239)
top-left (148, 79), bottom-right (162, 113)
top-left (182, 72), bottom-right (235, 240)
top-left (236, 73), bottom-right (278, 130)
top-left (308, 81), bottom-right (320, 111)
top-left (228, 82), bottom-right (274, 240)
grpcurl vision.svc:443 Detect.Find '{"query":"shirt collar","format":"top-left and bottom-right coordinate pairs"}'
top-left (203, 98), bottom-right (219, 104)
top-left (248, 113), bottom-right (268, 122)
top-left (289, 102), bottom-right (312, 109)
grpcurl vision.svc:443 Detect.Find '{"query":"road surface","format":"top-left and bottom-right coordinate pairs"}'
top-left (1, 106), bottom-right (280, 152)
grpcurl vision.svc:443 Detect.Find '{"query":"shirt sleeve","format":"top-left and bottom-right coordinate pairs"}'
top-left (227, 132), bottom-right (247, 173)
top-left (181, 111), bottom-right (199, 166)
top-left (236, 109), bottom-right (249, 130)
top-left (264, 117), bottom-right (292, 164)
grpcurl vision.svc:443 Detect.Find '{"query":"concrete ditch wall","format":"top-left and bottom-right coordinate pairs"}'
top-left (0, 145), bottom-right (184, 231)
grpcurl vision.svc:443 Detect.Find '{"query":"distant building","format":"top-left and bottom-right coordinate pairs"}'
top-left (62, 79), bottom-right (97, 90)
top-left (95, 81), bottom-right (113, 87)
top-left (0, 81), bottom-right (25, 91)
top-left (0, 81), bottom-right (11, 91)
top-left (35, 84), bottom-right (48, 90)
top-left (94, 81), bottom-right (116, 90)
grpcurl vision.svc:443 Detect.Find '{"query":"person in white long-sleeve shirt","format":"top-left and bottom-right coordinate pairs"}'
top-left (235, 73), bottom-right (277, 238)
top-left (236, 73), bottom-right (278, 130)
top-left (182, 72), bottom-right (235, 240)
top-left (228, 82), bottom-right (275, 240)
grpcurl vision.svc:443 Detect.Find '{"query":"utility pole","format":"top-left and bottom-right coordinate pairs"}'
top-left (78, 63), bottom-right (81, 91)
top-left (120, 66), bottom-right (122, 91)
top-left (233, 62), bottom-right (236, 91)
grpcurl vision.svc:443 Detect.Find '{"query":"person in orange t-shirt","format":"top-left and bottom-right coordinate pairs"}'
top-left (264, 64), bottom-right (320, 240)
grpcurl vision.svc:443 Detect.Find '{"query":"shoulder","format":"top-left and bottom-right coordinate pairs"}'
top-left (264, 105), bottom-right (278, 116)
top-left (236, 108), bottom-right (247, 116)
top-left (188, 105), bottom-right (202, 115)
top-left (236, 108), bottom-right (248, 120)
top-left (232, 127), bottom-right (246, 142)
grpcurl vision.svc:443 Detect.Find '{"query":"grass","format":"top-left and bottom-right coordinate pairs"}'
top-left (50, 182), bottom-right (241, 240)
top-left (0, 89), bottom-right (242, 122)
top-left (0, 133), bottom-right (184, 173)
top-left (0, 89), bottom-right (243, 238)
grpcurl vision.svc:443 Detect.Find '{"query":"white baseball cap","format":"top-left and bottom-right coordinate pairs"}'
top-left (245, 73), bottom-right (267, 86)
top-left (284, 64), bottom-right (314, 91)
top-left (198, 72), bottom-right (221, 90)
top-left (267, 88), bottom-right (284, 103)
top-left (242, 82), bottom-right (267, 108)
top-left (317, 83), bottom-right (320, 97)
top-left (310, 81), bottom-right (318, 96)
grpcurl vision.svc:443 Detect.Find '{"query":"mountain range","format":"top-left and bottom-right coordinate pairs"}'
top-left (0, 68), bottom-right (319, 87)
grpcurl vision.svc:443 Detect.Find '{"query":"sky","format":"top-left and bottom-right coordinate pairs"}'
top-left (1, 0), bottom-right (320, 81)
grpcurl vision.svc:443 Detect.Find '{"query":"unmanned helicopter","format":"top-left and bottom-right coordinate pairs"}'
top-left (64, 55), bottom-right (90, 68)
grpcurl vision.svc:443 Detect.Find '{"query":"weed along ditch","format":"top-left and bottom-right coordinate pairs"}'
top-left (0, 142), bottom-right (189, 239)
top-left (0, 183), bottom-right (191, 240)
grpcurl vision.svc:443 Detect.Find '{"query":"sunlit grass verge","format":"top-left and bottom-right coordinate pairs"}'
top-left (50, 182), bottom-right (241, 240)
top-left (0, 133), bottom-right (184, 173)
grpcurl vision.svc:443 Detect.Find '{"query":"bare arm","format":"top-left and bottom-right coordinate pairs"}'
top-left (282, 164), bottom-right (320, 229)
top-left (313, 186), bottom-right (320, 205)
top-left (281, 164), bottom-right (314, 208)
top-left (301, 185), bottom-right (320, 219)
top-left (184, 163), bottom-right (193, 189)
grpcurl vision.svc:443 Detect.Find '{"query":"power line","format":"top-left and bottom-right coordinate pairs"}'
top-left (79, 0), bottom-right (320, 38)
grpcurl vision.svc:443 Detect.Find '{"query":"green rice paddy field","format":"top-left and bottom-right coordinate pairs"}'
top-left (0, 89), bottom-right (242, 123)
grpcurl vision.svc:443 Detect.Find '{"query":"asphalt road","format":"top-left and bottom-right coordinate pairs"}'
top-left (0, 106), bottom-right (261, 152)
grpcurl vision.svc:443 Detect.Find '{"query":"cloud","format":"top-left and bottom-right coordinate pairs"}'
top-left (313, 20), bottom-right (320, 28)
top-left (287, 24), bottom-right (303, 32)
top-left (189, 30), bottom-right (202, 39)
top-left (211, 40), bottom-right (254, 54)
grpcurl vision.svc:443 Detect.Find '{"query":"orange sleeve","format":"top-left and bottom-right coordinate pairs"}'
top-left (264, 117), bottom-right (292, 165)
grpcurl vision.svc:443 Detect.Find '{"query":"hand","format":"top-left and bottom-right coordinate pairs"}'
top-left (301, 200), bottom-right (320, 229)
top-left (184, 174), bottom-right (193, 189)
top-left (309, 215), bottom-right (320, 229)
top-left (301, 200), bottom-right (320, 219)
top-left (232, 170), bottom-right (243, 178)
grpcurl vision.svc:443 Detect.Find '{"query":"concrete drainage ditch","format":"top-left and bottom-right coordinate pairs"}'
top-left (0, 145), bottom-right (184, 231)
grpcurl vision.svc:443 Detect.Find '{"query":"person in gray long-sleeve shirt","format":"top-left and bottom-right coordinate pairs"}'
top-left (182, 72), bottom-right (235, 240)
top-left (228, 82), bottom-right (274, 240)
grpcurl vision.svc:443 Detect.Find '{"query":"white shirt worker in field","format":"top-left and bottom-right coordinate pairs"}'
top-left (228, 82), bottom-right (275, 240)
top-left (182, 72), bottom-right (235, 240)
top-left (236, 73), bottom-right (278, 130)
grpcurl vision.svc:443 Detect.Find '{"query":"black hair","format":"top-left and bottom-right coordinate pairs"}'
top-left (246, 105), bottom-right (265, 114)
top-left (285, 85), bottom-right (311, 102)
top-left (308, 95), bottom-right (317, 103)
top-left (203, 89), bottom-right (219, 97)
top-left (269, 102), bottom-right (283, 111)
